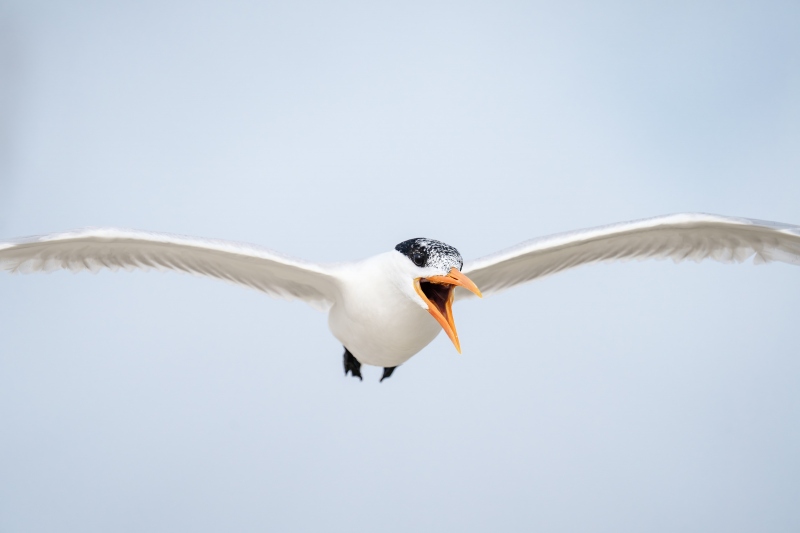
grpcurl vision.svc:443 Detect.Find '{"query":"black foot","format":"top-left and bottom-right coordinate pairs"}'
top-left (380, 366), bottom-right (397, 382)
top-left (343, 347), bottom-right (362, 381)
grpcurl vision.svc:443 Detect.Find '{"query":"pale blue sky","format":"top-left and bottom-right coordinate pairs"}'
top-left (1, 1), bottom-right (799, 531)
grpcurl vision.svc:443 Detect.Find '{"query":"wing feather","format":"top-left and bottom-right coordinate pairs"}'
top-left (0, 228), bottom-right (341, 310)
top-left (458, 213), bottom-right (800, 299)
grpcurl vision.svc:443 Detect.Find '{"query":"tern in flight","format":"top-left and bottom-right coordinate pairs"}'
top-left (2, 213), bottom-right (799, 381)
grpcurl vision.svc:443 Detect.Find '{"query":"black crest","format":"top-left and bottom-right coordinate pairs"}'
top-left (395, 238), bottom-right (463, 271)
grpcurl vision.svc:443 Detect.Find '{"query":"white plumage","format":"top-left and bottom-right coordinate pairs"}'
top-left (0, 227), bottom-right (340, 311)
top-left (2, 213), bottom-right (799, 374)
top-left (459, 213), bottom-right (800, 298)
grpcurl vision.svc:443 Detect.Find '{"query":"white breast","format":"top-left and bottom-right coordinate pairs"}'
top-left (327, 252), bottom-right (441, 368)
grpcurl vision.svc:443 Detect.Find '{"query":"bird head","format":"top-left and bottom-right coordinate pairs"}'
top-left (394, 238), bottom-right (482, 353)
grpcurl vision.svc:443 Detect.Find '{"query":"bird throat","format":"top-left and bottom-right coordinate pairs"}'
top-left (414, 279), bottom-right (461, 352)
top-left (419, 281), bottom-right (452, 318)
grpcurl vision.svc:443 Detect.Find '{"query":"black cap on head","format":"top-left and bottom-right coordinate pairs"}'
top-left (395, 238), bottom-right (463, 271)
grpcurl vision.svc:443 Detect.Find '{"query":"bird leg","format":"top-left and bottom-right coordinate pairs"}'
top-left (343, 347), bottom-right (362, 381)
top-left (380, 366), bottom-right (397, 382)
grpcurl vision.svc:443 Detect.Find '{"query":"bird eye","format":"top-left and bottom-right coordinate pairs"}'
top-left (412, 252), bottom-right (426, 267)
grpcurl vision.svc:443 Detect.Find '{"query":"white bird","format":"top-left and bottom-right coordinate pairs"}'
top-left (2, 213), bottom-right (799, 381)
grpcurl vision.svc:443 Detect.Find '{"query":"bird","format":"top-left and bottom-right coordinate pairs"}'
top-left (2, 213), bottom-right (799, 381)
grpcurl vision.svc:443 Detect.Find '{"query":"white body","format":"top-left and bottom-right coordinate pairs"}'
top-left (327, 252), bottom-right (441, 367)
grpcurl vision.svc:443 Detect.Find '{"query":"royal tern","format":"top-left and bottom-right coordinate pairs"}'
top-left (2, 213), bottom-right (799, 381)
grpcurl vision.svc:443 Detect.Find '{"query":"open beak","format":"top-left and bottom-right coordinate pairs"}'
top-left (413, 267), bottom-right (482, 353)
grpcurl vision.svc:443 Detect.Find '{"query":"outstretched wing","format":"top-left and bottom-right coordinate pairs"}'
top-left (458, 213), bottom-right (800, 299)
top-left (0, 228), bottom-right (340, 310)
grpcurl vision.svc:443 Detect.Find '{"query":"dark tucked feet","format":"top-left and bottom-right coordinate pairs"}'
top-left (380, 366), bottom-right (397, 382)
top-left (343, 348), bottom-right (362, 381)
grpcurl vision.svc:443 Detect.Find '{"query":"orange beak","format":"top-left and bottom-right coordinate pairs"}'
top-left (413, 267), bottom-right (482, 353)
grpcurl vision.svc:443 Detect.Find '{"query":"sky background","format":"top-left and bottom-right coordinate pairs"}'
top-left (1, 1), bottom-right (799, 531)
